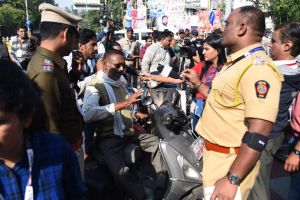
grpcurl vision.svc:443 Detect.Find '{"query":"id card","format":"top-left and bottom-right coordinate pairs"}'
top-left (160, 65), bottom-right (172, 77)
top-left (204, 186), bottom-right (242, 200)
top-left (191, 137), bottom-right (204, 160)
top-left (24, 185), bottom-right (34, 200)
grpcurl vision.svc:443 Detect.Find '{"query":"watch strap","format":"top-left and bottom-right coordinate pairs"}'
top-left (293, 149), bottom-right (300, 157)
top-left (227, 172), bottom-right (241, 186)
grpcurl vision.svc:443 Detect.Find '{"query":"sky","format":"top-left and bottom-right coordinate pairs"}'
top-left (56, 0), bottom-right (72, 8)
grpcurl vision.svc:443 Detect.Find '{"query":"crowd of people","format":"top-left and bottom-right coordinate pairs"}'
top-left (0, 2), bottom-right (300, 200)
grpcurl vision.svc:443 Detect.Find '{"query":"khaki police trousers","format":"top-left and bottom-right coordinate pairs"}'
top-left (202, 148), bottom-right (260, 199)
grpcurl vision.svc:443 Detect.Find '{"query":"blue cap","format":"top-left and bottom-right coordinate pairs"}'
top-left (178, 28), bottom-right (184, 33)
top-left (191, 29), bottom-right (198, 36)
top-left (126, 27), bottom-right (134, 33)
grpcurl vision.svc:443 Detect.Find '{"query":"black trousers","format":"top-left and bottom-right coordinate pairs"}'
top-left (95, 133), bottom-right (164, 200)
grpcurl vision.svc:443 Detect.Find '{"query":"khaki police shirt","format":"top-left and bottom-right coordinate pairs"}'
top-left (196, 43), bottom-right (283, 147)
top-left (118, 37), bottom-right (137, 55)
top-left (27, 46), bottom-right (82, 145)
top-left (118, 37), bottom-right (137, 68)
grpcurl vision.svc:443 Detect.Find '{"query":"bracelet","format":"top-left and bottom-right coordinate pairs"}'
top-left (293, 149), bottom-right (300, 157)
top-left (195, 82), bottom-right (202, 89)
top-left (206, 88), bottom-right (211, 97)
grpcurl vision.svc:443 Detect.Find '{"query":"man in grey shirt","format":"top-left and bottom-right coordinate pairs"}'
top-left (141, 30), bottom-right (173, 73)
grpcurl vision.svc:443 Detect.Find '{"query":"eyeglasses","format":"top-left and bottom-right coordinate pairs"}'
top-left (111, 63), bottom-right (126, 69)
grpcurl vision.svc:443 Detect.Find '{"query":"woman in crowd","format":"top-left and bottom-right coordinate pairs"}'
top-left (189, 31), bottom-right (226, 129)
top-left (140, 31), bottom-right (226, 101)
top-left (139, 36), bottom-right (153, 61)
top-left (0, 60), bottom-right (86, 199)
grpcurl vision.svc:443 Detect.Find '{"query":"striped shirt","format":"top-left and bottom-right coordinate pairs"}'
top-left (274, 59), bottom-right (300, 75)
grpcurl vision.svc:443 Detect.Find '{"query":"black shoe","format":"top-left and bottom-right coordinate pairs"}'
top-left (156, 172), bottom-right (167, 190)
top-left (144, 186), bottom-right (155, 200)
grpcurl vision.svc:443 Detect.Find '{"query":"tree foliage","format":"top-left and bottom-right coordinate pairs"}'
top-left (247, 0), bottom-right (269, 10)
top-left (106, 0), bottom-right (123, 22)
top-left (269, 0), bottom-right (300, 25)
top-left (80, 10), bottom-right (102, 32)
top-left (247, 0), bottom-right (300, 26)
top-left (0, 4), bottom-right (25, 36)
top-left (78, 0), bottom-right (123, 32)
top-left (0, 0), bottom-right (55, 36)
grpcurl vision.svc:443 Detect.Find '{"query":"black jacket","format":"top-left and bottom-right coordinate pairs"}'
top-left (271, 72), bottom-right (300, 138)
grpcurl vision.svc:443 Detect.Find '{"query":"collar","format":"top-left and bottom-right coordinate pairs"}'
top-left (226, 43), bottom-right (262, 64)
top-left (96, 70), bottom-right (104, 78)
top-left (36, 46), bottom-right (66, 70)
top-left (158, 42), bottom-right (165, 49)
top-left (125, 37), bottom-right (134, 42)
top-left (274, 59), bottom-right (297, 66)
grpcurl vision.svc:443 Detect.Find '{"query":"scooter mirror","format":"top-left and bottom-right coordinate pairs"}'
top-left (142, 96), bottom-right (153, 107)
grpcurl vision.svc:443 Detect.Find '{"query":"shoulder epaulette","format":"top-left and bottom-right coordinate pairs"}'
top-left (40, 59), bottom-right (54, 72)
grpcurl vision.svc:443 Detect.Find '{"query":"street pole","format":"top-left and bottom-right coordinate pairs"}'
top-left (86, 0), bottom-right (88, 27)
top-left (24, 0), bottom-right (30, 34)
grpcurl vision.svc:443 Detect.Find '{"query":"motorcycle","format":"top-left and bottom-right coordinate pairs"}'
top-left (84, 67), bottom-right (203, 200)
top-left (140, 81), bottom-right (203, 200)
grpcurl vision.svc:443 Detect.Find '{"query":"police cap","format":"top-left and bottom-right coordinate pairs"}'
top-left (39, 3), bottom-right (82, 27)
top-left (126, 27), bottom-right (134, 33)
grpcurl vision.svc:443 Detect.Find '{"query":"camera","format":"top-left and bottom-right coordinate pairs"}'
top-left (180, 39), bottom-right (204, 59)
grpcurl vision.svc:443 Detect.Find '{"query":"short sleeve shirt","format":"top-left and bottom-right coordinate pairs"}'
top-left (118, 38), bottom-right (136, 55)
top-left (196, 44), bottom-right (283, 147)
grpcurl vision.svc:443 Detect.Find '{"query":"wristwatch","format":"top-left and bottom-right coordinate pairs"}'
top-left (227, 172), bottom-right (241, 185)
top-left (293, 149), bottom-right (300, 157)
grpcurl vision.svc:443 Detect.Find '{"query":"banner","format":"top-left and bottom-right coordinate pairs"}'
top-left (198, 9), bottom-right (222, 33)
top-left (124, 0), bottom-right (147, 29)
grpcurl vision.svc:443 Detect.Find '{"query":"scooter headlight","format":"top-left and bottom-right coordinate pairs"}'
top-left (184, 167), bottom-right (199, 179)
top-left (176, 155), bottom-right (200, 180)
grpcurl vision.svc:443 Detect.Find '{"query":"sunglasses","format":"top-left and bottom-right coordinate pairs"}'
top-left (111, 63), bottom-right (126, 69)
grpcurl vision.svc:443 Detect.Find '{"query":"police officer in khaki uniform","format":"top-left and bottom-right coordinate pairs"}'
top-left (182, 6), bottom-right (283, 199)
top-left (27, 3), bottom-right (83, 163)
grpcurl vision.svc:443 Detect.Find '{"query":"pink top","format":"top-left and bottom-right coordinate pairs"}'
top-left (291, 92), bottom-right (300, 133)
top-left (139, 45), bottom-right (148, 61)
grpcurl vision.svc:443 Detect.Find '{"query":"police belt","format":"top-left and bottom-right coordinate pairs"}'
top-left (204, 140), bottom-right (240, 154)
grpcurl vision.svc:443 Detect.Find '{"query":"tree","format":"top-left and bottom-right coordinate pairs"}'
top-left (269, 0), bottom-right (300, 25)
top-left (80, 10), bottom-right (102, 32)
top-left (0, 4), bottom-right (25, 36)
top-left (247, 0), bottom-right (269, 10)
top-left (105, 0), bottom-right (123, 29)
top-left (0, 0), bottom-right (55, 36)
top-left (248, 0), bottom-right (300, 26)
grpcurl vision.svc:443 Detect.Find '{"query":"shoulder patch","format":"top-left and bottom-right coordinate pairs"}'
top-left (41, 59), bottom-right (54, 72)
top-left (253, 56), bottom-right (266, 65)
top-left (255, 80), bottom-right (270, 99)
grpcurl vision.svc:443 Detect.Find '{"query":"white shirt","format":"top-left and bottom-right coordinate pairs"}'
top-left (274, 59), bottom-right (300, 76)
top-left (82, 72), bottom-right (115, 123)
top-left (141, 42), bottom-right (171, 73)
